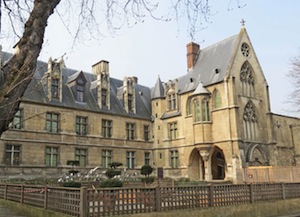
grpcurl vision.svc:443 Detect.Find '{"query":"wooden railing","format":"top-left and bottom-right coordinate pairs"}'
top-left (1, 183), bottom-right (300, 217)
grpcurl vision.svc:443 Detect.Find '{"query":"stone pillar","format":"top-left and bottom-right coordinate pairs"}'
top-left (199, 148), bottom-right (211, 181)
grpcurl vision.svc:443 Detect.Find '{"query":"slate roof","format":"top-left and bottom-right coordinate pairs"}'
top-left (0, 52), bottom-right (152, 120)
top-left (151, 33), bottom-right (239, 97)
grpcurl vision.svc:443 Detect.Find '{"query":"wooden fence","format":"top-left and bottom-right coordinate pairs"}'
top-left (1, 183), bottom-right (300, 216)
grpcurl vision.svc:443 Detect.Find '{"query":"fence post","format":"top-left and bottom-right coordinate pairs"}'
top-left (20, 185), bottom-right (24, 204)
top-left (4, 184), bottom-right (7, 200)
top-left (209, 185), bottom-right (214, 207)
top-left (44, 187), bottom-right (48, 210)
top-left (281, 183), bottom-right (286, 200)
top-left (155, 186), bottom-right (161, 212)
top-left (80, 187), bottom-right (88, 217)
top-left (249, 184), bottom-right (254, 203)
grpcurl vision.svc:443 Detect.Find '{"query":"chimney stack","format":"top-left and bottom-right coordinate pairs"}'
top-left (186, 42), bottom-right (200, 71)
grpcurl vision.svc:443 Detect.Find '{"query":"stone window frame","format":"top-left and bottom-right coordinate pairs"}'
top-left (102, 119), bottom-right (113, 138)
top-left (46, 112), bottom-right (59, 133)
top-left (45, 146), bottom-right (59, 167)
top-left (126, 151), bottom-right (135, 169)
top-left (243, 101), bottom-right (258, 141)
top-left (170, 150), bottom-right (179, 168)
top-left (75, 148), bottom-right (87, 167)
top-left (168, 122), bottom-right (178, 140)
top-left (5, 144), bottom-right (21, 166)
top-left (241, 42), bottom-right (250, 58)
top-left (126, 122), bottom-right (136, 140)
top-left (102, 150), bottom-right (112, 168)
top-left (76, 116), bottom-right (88, 136)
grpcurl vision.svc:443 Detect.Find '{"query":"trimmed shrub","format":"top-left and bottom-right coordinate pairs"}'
top-left (63, 181), bottom-right (82, 188)
top-left (141, 165), bottom-right (153, 177)
top-left (99, 179), bottom-right (123, 188)
top-left (105, 169), bottom-right (121, 179)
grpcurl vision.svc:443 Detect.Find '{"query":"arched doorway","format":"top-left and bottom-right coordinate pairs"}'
top-left (188, 148), bottom-right (204, 180)
top-left (211, 148), bottom-right (226, 180)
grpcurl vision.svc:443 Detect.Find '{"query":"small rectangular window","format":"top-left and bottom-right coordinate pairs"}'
top-left (45, 147), bottom-right (58, 167)
top-left (144, 125), bottom-right (150, 141)
top-left (168, 122), bottom-right (178, 140)
top-left (126, 123), bottom-right (135, 140)
top-left (75, 148), bottom-right (87, 167)
top-left (102, 119), bottom-right (112, 138)
top-left (9, 109), bottom-right (23, 130)
top-left (170, 150), bottom-right (179, 168)
top-left (76, 116), bottom-right (88, 135)
top-left (46, 112), bottom-right (59, 133)
top-left (144, 152), bottom-right (150, 166)
top-left (102, 150), bottom-right (112, 168)
top-left (5, 144), bottom-right (21, 165)
top-left (126, 151), bottom-right (135, 169)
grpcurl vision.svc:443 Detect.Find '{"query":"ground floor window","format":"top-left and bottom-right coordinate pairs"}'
top-left (102, 150), bottom-right (112, 168)
top-left (75, 148), bottom-right (87, 166)
top-left (126, 151), bottom-right (135, 169)
top-left (45, 147), bottom-right (58, 167)
top-left (5, 144), bottom-right (20, 165)
top-left (170, 150), bottom-right (179, 168)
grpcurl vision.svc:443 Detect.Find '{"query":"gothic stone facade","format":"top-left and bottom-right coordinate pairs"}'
top-left (1, 27), bottom-right (300, 182)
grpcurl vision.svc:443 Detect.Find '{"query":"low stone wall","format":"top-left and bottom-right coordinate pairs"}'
top-left (119, 198), bottom-right (300, 217)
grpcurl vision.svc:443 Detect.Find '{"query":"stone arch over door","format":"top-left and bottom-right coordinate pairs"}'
top-left (246, 144), bottom-right (268, 166)
top-left (188, 148), bottom-right (205, 180)
top-left (211, 147), bottom-right (226, 180)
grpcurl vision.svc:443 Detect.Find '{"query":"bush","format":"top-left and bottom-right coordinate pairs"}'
top-left (63, 181), bottom-right (82, 188)
top-left (99, 179), bottom-right (123, 188)
top-left (141, 165), bottom-right (153, 177)
top-left (141, 176), bottom-right (155, 184)
top-left (105, 169), bottom-right (121, 179)
top-left (108, 162), bottom-right (123, 169)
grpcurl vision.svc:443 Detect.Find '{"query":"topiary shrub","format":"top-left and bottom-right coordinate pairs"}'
top-left (99, 179), bottom-right (123, 188)
top-left (141, 165), bottom-right (153, 177)
top-left (105, 169), bottom-right (121, 179)
top-left (63, 181), bottom-right (82, 188)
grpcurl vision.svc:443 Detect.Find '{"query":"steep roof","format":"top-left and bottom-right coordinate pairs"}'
top-left (160, 33), bottom-right (239, 96)
top-left (151, 76), bottom-right (165, 99)
top-left (1, 52), bottom-right (152, 120)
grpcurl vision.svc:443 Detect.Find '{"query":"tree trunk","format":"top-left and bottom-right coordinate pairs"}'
top-left (0, 0), bottom-right (61, 135)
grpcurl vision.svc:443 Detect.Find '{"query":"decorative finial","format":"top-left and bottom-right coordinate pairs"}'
top-left (241, 19), bottom-right (246, 27)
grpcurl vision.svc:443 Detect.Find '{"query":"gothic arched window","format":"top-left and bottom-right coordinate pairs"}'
top-left (213, 89), bottom-right (222, 109)
top-left (240, 61), bottom-right (254, 97)
top-left (243, 101), bottom-right (258, 141)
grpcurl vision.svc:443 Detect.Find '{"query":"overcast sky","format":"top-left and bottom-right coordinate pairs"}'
top-left (1, 0), bottom-right (299, 116)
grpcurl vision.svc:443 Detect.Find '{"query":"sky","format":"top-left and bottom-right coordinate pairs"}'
top-left (1, 0), bottom-right (300, 116)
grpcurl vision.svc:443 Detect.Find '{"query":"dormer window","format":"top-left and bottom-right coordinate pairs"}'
top-left (51, 78), bottom-right (59, 99)
top-left (167, 91), bottom-right (176, 110)
top-left (76, 77), bottom-right (85, 102)
top-left (101, 89), bottom-right (107, 106)
top-left (128, 93), bottom-right (133, 112)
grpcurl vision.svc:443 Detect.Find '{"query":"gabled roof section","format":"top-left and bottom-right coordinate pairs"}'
top-left (67, 70), bottom-right (86, 84)
top-left (192, 34), bottom-right (239, 86)
top-left (151, 76), bottom-right (165, 99)
top-left (192, 82), bottom-right (210, 96)
top-left (172, 33), bottom-right (239, 95)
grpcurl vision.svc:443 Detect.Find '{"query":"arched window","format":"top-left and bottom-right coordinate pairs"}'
top-left (194, 100), bottom-right (201, 122)
top-left (202, 98), bottom-right (210, 122)
top-left (213, 89), bottom-right (222, 109)
top-left (243, 101), bottom-right (258, 140)
top-left (187, 97), bottom-right (193, 116)
top-left (240, 61), bottom-right (254, 97)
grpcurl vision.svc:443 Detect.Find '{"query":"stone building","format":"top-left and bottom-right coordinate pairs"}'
top-left (1, 27), bottom-right (300, 182)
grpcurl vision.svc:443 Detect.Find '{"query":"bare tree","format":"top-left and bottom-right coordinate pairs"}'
top-left (0, 0), bottom-right (244, 135)
top-left (287, 54), bottom-right (300, 113)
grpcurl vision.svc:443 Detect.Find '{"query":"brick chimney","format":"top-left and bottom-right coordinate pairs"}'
top-left (186, 42), bottom-right (200, 71)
